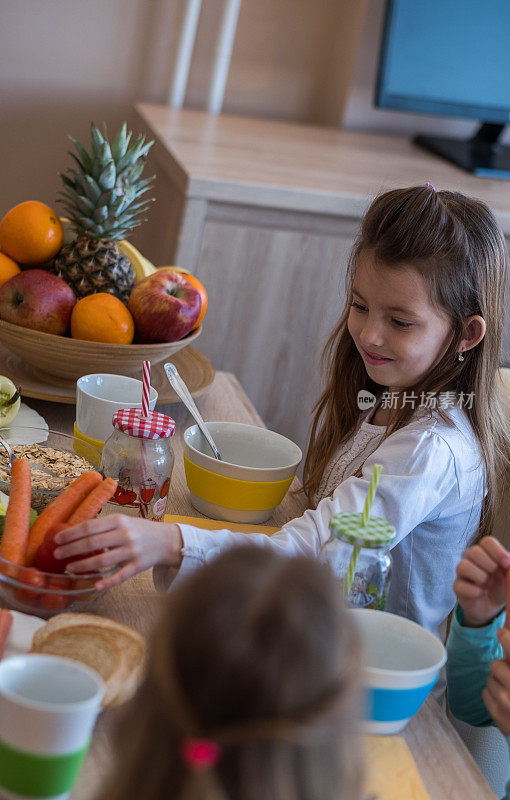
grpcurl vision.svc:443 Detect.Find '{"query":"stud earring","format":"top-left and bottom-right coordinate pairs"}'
top-left (457, 351), bottom-right (465, 362)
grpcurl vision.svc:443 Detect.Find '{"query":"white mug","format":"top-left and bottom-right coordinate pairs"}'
top-left (76, 373), bottom-right (158, 443)
top-left (0, 654), bottom-right (104, 799)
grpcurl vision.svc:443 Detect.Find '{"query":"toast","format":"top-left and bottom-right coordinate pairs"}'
top-left (31, 613), bottom-right (146, 707)
top-left (32, 625), bottom-right (126, 707)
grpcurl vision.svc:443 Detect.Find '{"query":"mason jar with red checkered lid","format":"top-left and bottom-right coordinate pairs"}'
top-left (100, 408), bottom-right (176, 520)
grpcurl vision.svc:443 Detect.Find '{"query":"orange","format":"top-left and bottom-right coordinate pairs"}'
top-left (0, 201), bottom-right (64, 265)
top-left (173, 267), bottom-right (208, 329)
top-left (71, 293), bottom-right (135, 345)
top-left (0, 253), bottom-right (21, 288)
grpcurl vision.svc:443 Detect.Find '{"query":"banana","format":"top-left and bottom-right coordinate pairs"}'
top-left (0, 376), bottom-right (21, 428)
top-left (117, 240), bottom-right (158, 283)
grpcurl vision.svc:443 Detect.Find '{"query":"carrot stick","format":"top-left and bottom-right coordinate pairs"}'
top-left (25, 471), bottom-right (102, 566)
top-left (0, 459), bottom-right (32, 566)
top-left (66, 478), bottom-right (118, 526)
top-left (0, 609), bottom-right (13, 659)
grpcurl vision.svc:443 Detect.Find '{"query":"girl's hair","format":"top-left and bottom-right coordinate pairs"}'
top-left (97, 547), bottom-right (362, 800)
top-left (302, 185), bottom-right (510, 539)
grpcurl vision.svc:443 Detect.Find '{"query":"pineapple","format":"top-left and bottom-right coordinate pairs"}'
top-left (52, 122), bottom-right (154, 304)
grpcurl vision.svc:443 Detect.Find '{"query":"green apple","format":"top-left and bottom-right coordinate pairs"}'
top-left (0, 376), bottom-right (21, 427)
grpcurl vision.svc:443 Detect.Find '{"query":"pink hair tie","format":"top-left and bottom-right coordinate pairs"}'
top-left (425, 181), bottom-right (436, 191)
top-left (180, 738), bottom-right (222, 771)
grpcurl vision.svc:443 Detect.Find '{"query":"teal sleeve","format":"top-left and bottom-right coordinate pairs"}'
top-left (446, 605), bottom-right (505, 727)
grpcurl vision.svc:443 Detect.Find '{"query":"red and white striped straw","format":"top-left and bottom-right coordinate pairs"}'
top-left (142, 360), bottom-right (151, 418)
top-left (140, 360), bottom-right (151, 518)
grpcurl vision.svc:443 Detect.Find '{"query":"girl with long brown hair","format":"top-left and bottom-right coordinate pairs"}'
top-left (96, 547), bottom-right (362, 800)
top-left (56, 185), bottom-right (510, 637)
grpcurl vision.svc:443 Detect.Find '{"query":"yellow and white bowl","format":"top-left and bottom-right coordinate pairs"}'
top-left (183, 422), bottom-right (302, 523)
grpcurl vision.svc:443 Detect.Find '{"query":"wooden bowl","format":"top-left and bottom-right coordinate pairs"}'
top-left (0, 319), bottom-right (202, 381)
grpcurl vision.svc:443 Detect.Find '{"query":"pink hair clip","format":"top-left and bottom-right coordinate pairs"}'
top-left (425, 182), bottom-right (436, 191)
top-left (180, 738), bottom-right (223, 771)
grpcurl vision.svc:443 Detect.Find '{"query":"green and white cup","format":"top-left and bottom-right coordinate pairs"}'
top-left (0, 654), bottom-right (105, 799)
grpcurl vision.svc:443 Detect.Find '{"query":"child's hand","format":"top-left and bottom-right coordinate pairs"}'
top-left (482, 627), bottom-right (510, 736)
top-left (453, 536), bottom-right (510, 628)
top-left (52, 514), bottom-right (184, 591)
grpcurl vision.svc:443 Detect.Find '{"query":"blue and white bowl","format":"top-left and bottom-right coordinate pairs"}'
top-left (350, 608), bottom-right (446, 734)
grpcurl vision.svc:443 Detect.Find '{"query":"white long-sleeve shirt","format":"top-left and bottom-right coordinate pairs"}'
top-left (155, 405), bottom-right (484, 636)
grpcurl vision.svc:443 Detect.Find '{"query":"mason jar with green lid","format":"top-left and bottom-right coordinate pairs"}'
top-left (329, 512), bottom-right (396, 610)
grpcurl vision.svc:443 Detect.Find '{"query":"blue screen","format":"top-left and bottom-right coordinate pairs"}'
top-left (378, 0), bottom-right (510, 121)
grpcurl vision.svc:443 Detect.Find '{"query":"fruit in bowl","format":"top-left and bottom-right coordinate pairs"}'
top-left (51, 122), bottom-right (154, 305)
top-left (0, 269), bottom-right (76, 335)
top-left (173, 268), bottom-right (208, 330)
top-left (0, 253), bottom-right (21, 290)
top-left (128, 268), bottom-right (202, 343)
top-left (0, 123), bottom-right (208, 352)
top-left (70, 293), bottom-right (135, 345)
top-left (0, 200), bottom-right (64, 266)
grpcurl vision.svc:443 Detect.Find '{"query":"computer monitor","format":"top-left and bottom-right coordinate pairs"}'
top-left (375, 0), bottom-right (510, 179)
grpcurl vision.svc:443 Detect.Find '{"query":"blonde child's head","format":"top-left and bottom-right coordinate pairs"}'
top-left (303, 185), bottom-right (510, 537)
top-left (97, 547), bottom-right (362, 800)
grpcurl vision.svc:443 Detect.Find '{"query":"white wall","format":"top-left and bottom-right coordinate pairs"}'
top-left (0, 0), bottom-right (182, 216)
top-left (0, 0), bottom-right (367, 219)
top-left (2, 0), bottom-right (506, 222)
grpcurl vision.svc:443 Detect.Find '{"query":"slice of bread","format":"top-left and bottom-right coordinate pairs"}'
top-left (31, 613), bottom-right (146, 707)
top-left (31, 625), bottom-right (126, 707)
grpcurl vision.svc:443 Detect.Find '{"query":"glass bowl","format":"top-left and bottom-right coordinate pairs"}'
top-left (0, 427), bottom-right (102, 513)
top-left (0, 556), bottom-right (117, 619)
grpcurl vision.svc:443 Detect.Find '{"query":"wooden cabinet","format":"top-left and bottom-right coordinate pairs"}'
top-left (133, 103), bottom-right (510, 454)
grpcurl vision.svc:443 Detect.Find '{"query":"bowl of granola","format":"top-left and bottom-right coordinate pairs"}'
top-left (0, 428), bottom-right (101, 512)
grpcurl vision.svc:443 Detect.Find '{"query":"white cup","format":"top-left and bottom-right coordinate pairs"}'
top-left (76, 373), bottom-right (158, 443)
top-left (0, 654), bottom-right (105, 799)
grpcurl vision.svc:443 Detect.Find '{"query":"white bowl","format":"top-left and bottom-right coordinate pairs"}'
top-left (183, 421), bottom-right (302, 523)
top-left (76, 373), bottom-right (158, 443)
top-left (351, 608), bottom-right (446, 734)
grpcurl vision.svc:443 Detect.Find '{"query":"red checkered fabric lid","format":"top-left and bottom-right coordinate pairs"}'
top-left (112, 408), bottom-right (176, 439)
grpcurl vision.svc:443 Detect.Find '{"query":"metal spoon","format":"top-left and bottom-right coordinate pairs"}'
top-left (164, 363), bottom-right (222, 460)
top-left (0, 436), bottom-right (58, 477)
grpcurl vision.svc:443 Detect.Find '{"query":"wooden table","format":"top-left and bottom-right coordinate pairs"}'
top-left (25, 373), bottom-right (496, 800)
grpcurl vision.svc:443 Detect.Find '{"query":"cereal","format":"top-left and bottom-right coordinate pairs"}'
top-left (0, 444), bottom-right (94, 510)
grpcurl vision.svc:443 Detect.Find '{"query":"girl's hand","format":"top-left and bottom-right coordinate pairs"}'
top-left (52, 514), bottom-right (184, 591)
top-left (482, 628), bottom-right (510, 736)
top-left (453, 537), bottom-right (510, 628)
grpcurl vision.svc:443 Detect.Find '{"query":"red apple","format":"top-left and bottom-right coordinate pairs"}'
top-left (0, 269), bottom-right (75, 335)
top-left (128, 268), bottom-right (201, 343)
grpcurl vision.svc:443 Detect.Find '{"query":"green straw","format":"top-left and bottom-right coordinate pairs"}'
top-left (344, 464), bottom-right (383, 599)
top-left (362, 463), bottom-right (382, 526)
top-left (344, 547), bottom-right (359, 598)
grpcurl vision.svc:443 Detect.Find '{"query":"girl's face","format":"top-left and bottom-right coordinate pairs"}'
top-left (347, 250), bottom-right (453, 390)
